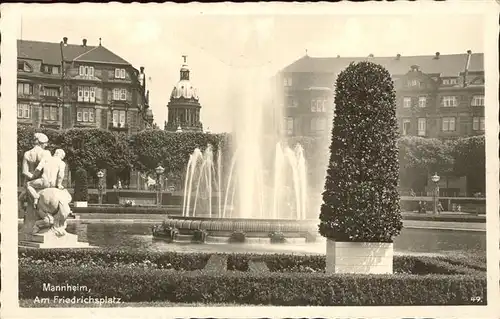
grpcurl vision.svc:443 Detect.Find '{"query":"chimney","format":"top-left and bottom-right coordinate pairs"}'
top-left (63, 37), bottom-right (68, 46)
top-left (396, 54), bottom-right (401, 60)
top-left (82, 39), bottom-right (87, 47)
top-left (434, 52), bottom-right (440, 59)
top-left (464, 50), bottom-right (472, 87)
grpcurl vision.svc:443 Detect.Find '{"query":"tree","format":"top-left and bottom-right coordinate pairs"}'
top-left (319, 61), bottom-right (403, 243)
top-left (452, 135), bottom-right (485, 194)
top-left (398, 136), bottom-right (454, 192)
top-left (57, 128), bottom-right (133, 177)
top-left (129, 130), bottom-right (230, 182)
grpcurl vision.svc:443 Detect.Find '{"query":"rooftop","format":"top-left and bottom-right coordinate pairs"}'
top-left (282, 52), bottom-right (484, 76)
top-left (17, 39), bottom-right (131, 66)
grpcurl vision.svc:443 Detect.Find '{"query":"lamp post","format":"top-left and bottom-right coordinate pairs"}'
top-left (97, 170), bottom-right (105, 204)
top-left (431, 172), bottom-right (440, 215)
top-left (155, 165), bottom-right (165, 207)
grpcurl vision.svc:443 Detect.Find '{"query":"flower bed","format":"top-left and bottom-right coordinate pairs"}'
top-left (19, 249), bottom-right (486, 306)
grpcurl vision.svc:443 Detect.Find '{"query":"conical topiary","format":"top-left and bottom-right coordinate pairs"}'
top-left (319, 61), bottom-right (403, 243)
top-left (73, 167), bottom-right (88, 202)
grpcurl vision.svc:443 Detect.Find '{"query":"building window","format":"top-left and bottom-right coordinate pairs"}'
top-left (321, 99), bottom-right (328, 112)
top-left (44, 87), bottom-right (59, 97)
top-left (403, 97), bottom-right (412, 108)
top-left (17, 61), bottom-right (32, 72)
top-left (283, 77), bottom-right (292, 87)
top-left (417, 118), bottom-right (426, 136)
top-left (76, 107), bottom-right (95, 123)
top-left (473, 117), bottom-right (485, 131)
top-left (17, 82), bottom-right (33, 95)
top-left (284, 117), bottom-right (294, 135)
top-left (311, 117), bottom-right (327, 134)
top-left (112, 110), bottom-right (126, 127)
top-left (442, 117), bottom-right (456, 132)
top-left (78, 86), bottom-right (96, 103)
top-left (113, 88), bottom-right (127, 101)
top-left (43, 65), bottom-right (60, 74)
top-left (311, 100), bottom-right (317, 112)
top-left (407, 79), bottom-right (418, 87)
top-left (287, 96), bottom-right (297, 108)
top-left (79, 65), bottom-right (95, 77)
top-left (17, 103), bottom-right (31, 119)
top-left (402, 119), bottom-right (411, 136)
top-left (418, 96), bottom-right (427, 108)
top-left (311, 99), bottom-right (328, 112)
top-left (442, 96), bottom-right (457, 107)
top-left (442, 78), bottom-right (458, 85)
top-left (43, 106), bottom-right (58, 121)
top-left (471, 95), bottom-right (484, 107)
top-left (115, 68), bottom-right (126, 79)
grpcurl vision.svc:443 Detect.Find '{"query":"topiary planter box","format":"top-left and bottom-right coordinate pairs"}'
top-left (326, 240), bottom-right (393, 274)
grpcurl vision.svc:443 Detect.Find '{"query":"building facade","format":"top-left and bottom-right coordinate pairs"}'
top-left (164, 56), bottom-right (203, 132)
top-left (277, 51), bottom-right (485, 139)
top-left (276, 51), bottom-right (485, 196)
top-left (17, 37), bottom-right (154, 134)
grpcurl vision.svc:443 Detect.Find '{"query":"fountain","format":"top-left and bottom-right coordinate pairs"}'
top-left (155, 64), bottom-right (318, 244)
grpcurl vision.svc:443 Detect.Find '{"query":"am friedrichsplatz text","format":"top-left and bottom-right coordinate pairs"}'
top-left (33, 283), bottom-right (122, 305)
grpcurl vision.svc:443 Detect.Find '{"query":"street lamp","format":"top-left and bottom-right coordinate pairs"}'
top-left (431, 172), bottom-right (440, 214)
top-left (155, 165), bottom-right (165, 206)
top-left (97, 170), bottom-right (105, 204)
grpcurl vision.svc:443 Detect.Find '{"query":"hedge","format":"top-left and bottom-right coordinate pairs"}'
top-left (19, 249), bottom-right (211, 270)
top-left (18, 249), bottom-right (486, 305)
top-left (19, 264), bottom-right (486, 305)
top-left (20, 249), bottom-right (485, 276)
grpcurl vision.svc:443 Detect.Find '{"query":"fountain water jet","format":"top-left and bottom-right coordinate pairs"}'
top-left (182, 141), bottom-right (308, 220)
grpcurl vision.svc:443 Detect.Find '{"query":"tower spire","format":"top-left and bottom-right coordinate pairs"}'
top-left (180, 55), bottom-right (190, 81)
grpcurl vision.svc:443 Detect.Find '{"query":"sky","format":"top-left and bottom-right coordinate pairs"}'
top-left (12, 4), bottom-right (485, 133)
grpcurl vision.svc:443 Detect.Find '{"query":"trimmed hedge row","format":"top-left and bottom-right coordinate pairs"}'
top-left (20, 249), bottom-right (485, 275)
top-left (19, 264), bottom-right (486, 305)
top-left (19, 249), bottom-right (210, 271)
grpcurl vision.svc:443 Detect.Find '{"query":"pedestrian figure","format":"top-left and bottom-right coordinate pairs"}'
top-left (437, 201), bottom-right (444, 214)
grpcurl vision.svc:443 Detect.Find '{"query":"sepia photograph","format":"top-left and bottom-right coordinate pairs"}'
top-left (1, 1), bottom-right (499, 319)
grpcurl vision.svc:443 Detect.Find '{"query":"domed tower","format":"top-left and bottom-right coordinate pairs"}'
top-left (165, 55), bottom-right (203, 132)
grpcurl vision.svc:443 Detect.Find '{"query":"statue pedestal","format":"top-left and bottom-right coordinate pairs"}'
top-left (19, 230), bottom-right (91, 249)
top-left (19, 206), bottom-right (92, 249)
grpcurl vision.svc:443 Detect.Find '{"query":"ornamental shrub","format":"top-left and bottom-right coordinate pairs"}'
top-left (319, 61), bottom-right (403, 242)
top-left (73, 167), bottom-right (88, 202)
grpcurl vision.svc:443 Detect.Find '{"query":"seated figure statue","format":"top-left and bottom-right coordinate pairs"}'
top-left (31, 187), bottom-right (72, 236)
top-left (24, 149), bottom-right (72, 236)
top-left (27, 149), bottom-right (66, 209)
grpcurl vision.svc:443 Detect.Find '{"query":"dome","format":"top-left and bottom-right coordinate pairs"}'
top-left (170, 79), bottom-right (199, 100)
top-left (170, 56), bottom-right (200, 101)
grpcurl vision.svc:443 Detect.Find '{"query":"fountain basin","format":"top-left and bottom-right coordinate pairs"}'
top-left (154, 216), bottom-right (319, 244)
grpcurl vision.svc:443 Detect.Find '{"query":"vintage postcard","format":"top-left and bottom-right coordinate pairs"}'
top-left (1, 1), bottom-right (499, 319)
